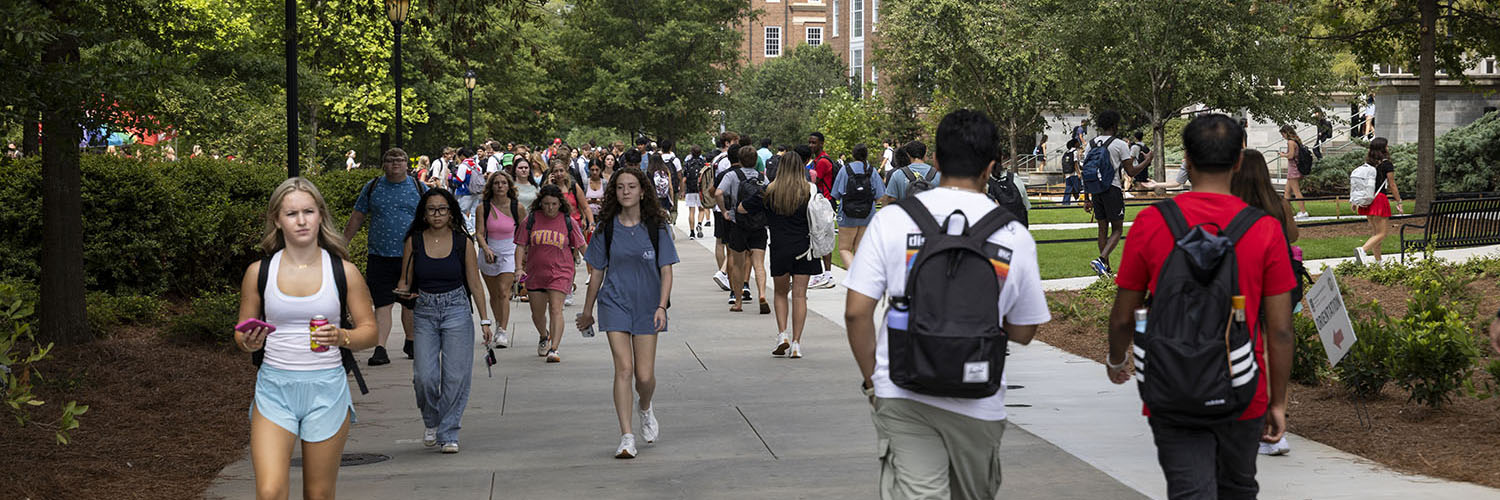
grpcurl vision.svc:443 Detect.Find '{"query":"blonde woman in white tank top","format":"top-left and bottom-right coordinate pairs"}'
top-left (235, 178), bottom-right (377, 500)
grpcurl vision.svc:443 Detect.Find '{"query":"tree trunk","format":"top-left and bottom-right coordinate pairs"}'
top-left (22, 112), bottom-right (40, 157)
top-left (1007, 117), bottom-right (1017, 173)
top-left (1152, 113), bottom-right (1167, 195)
top-left (39, 34), bottom-right (90, 346)
top-left (1416, 0), bottom-right (1437, 213)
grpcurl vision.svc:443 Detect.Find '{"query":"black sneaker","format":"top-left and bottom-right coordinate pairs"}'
top-left (741, 286), bottom-right (752, 302)
top-left (403, 339), bottom-right (415, 359)
top-left (368, 346), bottom-right (391, 366)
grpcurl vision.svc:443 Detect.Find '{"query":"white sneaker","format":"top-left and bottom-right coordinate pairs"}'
top-left (1258, 437), bottom-right (1290, 456)
top-left (640, 405), bottom-right (659, 443)
top-left (441, 442), bottom-right (459, 454)
top-left (565, 293), bottom-right (574, 306)
top-left (615, 433), bottom-right (638, 459)
top-left (1353, 247), bottom-right (1368, 265)
top-left (713, 270), bottom-right (731, 291)
top-left (772, 332), bottom-right (790, 356)
top-left (789, 341), bottom-right (802, 359)
top-left (546, 349), bottom-right (561, 363)
top-left (1294, 211), bottom-right (1309, 220)
top-left (490, 328), bottom-right (510, 349)
top-left (538, 338), bottom-right (550, 357)
top-left (810, 275), bottom-right (836, 289)
top-left (423, 428), bottom-right (437, 447)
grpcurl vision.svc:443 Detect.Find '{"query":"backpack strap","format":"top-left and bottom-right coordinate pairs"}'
top-left (327, 250), bottom-right (369, 395)
top-left (252, 256), bottom-right (272, 367)
top-left (922, 166), bottom-right (938, 182)
top-left (361, 179), bottom-right (377, 207)
top-left (412, 176), bottom-right (426, 195)
top-left (649, 221), bottom-right (661, 267)
top-left (894, 197), bottom-right (943, 237)
top-left (1154, 199), bottom-right (1192, 241)
top-left (902, 166), bottom-right (918, 183)
top-left (602, 217), bottom-right (615, 266)
top-left (1221, 206), bottom-right (1269, 245)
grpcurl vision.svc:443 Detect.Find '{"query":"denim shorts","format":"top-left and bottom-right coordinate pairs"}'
top-left (251, 364), bottom-right (356, 442)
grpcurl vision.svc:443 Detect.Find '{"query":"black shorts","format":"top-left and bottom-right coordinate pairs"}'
top-left (1093, 186), bottom-right (1126, 222)
top-left (366, 255), bottom-right (404, 308)
top-left (725, 222), bottom-right (768, 252)
top-left (770, 249), bottom-right (822, 277)
top-left (714, 211), bottom-right (729, 239)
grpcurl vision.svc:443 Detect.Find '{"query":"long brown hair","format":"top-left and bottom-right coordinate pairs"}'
top-left (597, 167), bottom-right (666, 231)
top-left (259, 177), bottom-right (349, 260)
top-left (481, 170), bottom-right (519, 229)
top-left (1365, 137), bottom-right (1390, 165)
top-left (1232, 149), bottom-right (1290, 234)
top-left (765, 151), bottom-right (809, 216)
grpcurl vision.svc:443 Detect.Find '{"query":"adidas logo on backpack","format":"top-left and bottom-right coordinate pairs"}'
top-left (1132, 199), bottom-right (1264, 424)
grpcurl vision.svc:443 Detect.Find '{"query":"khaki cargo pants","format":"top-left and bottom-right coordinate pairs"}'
top-left (872, 397), bottom-right (1008, 500)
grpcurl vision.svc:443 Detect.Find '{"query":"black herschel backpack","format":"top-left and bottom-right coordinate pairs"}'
top-left (1133, 199), bottom-right (1265, 425)
top-left (887, 198), bottom-right (1016, 398)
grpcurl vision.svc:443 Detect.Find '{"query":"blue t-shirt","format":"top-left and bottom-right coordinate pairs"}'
top-left (353, 176), bottom-right (424, 257)
top-left (885, 162), bottom-right (940, 200)
top-left (832, 161), bottom-right (887, 218)
top-left (583, 219), bottom-right (681, 335)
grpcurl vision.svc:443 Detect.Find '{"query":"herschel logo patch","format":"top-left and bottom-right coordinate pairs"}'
top-left (963, 362), bottom-right (990, 383)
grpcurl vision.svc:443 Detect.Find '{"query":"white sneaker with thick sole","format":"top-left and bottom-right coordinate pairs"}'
top-left (564, 293), bottom-right (574, 307)
top-left (423, 428), bottom-right (437, 447)
top-left (1353, 247), bottom-right (1368, 265)
top-left (615, 433), bottom-right (638, 459)
top-left (546, 349), bottom-right (561, 363)
top-left (713, 270), bottom-right (731, 291)
top-left (441, 442), bottom-right (459, 454)
top-left (538, 338), bottom-right (550, 357)
top-left (491, 328), bottom-right (511, 349)
top-left (640, 405), bottom-right (659, 443)
top-left (789, 341), bottom-right (802, 359)
top-left (1258, 437), bottom-right (1290, 456)
top-left (772, 332), bottom-right (790, 356)
top-left (810, 274), bottom-right (837, 289)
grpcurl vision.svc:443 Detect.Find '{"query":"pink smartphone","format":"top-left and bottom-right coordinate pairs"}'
top-left (235, 318), bottom-right (276, 334)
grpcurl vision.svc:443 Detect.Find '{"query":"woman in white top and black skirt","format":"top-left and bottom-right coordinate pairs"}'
top-left (395, 188), bottom-right (493, 454)
top-left (235, 177), bottom-right (379, 500)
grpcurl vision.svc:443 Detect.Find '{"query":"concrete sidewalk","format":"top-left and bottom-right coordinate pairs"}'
top-left (206, 218), bottom-right (1141, 499)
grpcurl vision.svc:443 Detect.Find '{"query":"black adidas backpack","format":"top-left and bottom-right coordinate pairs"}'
top-left (887, 198), bottom-right (1016, 398)
top-left (1133, 199), bottom-right (1265, 425)
top-left (842, 162), bottom-right (876, 219)
top-left (986, 169), bottom-right (1030, 227)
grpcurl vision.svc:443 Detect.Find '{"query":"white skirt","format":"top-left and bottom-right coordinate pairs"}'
top-left (478, 238), bottom-right (517, 276)
top-left (684, 193), bottom-right (702, 208)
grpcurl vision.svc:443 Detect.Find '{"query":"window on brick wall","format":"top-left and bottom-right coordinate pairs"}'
top-left (852, 0), bottom-right (863, 40)
top-left (833, 0), bottom-right (840, 37)
top-left (765, 26), bottom-right (781, 57)
top-left (807, 27), bottom-right (822, 46)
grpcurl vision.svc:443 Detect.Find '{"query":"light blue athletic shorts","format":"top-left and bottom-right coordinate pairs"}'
top-left (251, 365), bottom-right (356, 442)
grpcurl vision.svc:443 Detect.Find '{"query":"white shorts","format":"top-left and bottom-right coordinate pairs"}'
top-left (685, 193), bottom-right (702, 208)
top-left (478, 238), bottom-right (517, 276)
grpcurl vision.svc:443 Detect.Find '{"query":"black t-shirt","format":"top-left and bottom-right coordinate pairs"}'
top-left (742, 191), bottom-right (809, 255)
top-left (1375, 159), bottom-right (1395, 195)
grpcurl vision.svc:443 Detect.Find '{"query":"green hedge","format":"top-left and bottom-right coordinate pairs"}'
top-left (1299, 111), bottom-right (1500, 196)
top-left (0, 156), bottom-right (382, 298)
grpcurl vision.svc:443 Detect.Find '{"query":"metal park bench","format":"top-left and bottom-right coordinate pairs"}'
top-left (1399, 196), bottom-right (1500, 262)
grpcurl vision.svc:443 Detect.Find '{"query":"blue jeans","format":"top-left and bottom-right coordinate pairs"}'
top-left (413, 287), bottom-right (475, 444)
top-left (1062, 176), bottom-right (1084, 206)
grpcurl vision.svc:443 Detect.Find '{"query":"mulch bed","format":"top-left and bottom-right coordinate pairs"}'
top-left (1044, 275), bottom-right (1500, 489)
top-left (0, 325), bottom-right (255, 499)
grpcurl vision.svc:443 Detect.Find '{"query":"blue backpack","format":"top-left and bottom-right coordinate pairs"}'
top-left (1080, 137), bottom-right (1118, 195)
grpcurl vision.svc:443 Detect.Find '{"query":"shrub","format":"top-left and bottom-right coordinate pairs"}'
top-left (163, 289), bottom-right (241, 347)
top-left (1291, 313), bottom-right (1327, 385)
top-left (85, 292), bottom-right (165, 336)
top-left (0, 282), bottom-right (88, 444)
top-left (1301, 111), bottom-right (1500, 196)
top-left (1387, 280), bottom-right (1481, 408)
top-left (1336, 301), bottom-right (1394, 398)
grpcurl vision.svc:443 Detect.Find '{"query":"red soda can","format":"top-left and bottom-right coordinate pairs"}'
top-left (310, 315), bottom-right (330, 352)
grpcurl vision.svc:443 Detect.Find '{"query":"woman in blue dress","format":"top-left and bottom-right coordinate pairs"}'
top-left (575, 167), bottom-right (679, 460)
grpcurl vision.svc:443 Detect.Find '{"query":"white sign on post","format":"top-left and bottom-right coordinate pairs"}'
top-left (1305, 271), bottom-right (1357, 366)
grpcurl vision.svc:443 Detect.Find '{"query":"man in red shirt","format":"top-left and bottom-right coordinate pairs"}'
top-left (807, 131), bottom-right (837, 287)
top-left (1105, 114), bottom-right (1295, 499)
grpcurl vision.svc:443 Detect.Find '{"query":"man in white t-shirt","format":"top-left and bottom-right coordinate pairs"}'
top-left (1081, 110), bottom-right (1139, 276)
top-left (881, 139), bottom-right (895, 175)
top-left (844, 109), bottom-right (1050, 500)
top-left (709, 131), bottom-right (740, 296)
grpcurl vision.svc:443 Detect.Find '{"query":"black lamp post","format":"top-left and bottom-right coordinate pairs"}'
top-left (464, 69), bottom-right (476, 149)
top-left (286, 0), bottom-right (298, 177)
top-left (387, 0), bottom-right (410, 148)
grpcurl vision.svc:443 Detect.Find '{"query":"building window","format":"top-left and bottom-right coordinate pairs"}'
top-left (807, 27), bottom-right (822, 46)
top-left (833, 0), bottom-right (840, 37)
top-left (852, 48), bottom-right (865, 96)
top-left (852, 0), bottom-right (864, 40)
top-left (872, 0), bottom-right (878, 29)
top-left (765, 26), bottom-right (781, 57)
top-left (1487, 58), bottom-right (1496, 74)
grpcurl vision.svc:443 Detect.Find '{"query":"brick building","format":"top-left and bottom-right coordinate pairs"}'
top-left (737, 0), bottom-right (881, 96)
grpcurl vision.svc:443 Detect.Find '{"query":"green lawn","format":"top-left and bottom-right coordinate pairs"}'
top-left (1027, 199), bottom-right (1413, 226)
top-left (1033, 235), bottom-right (1401, 280)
